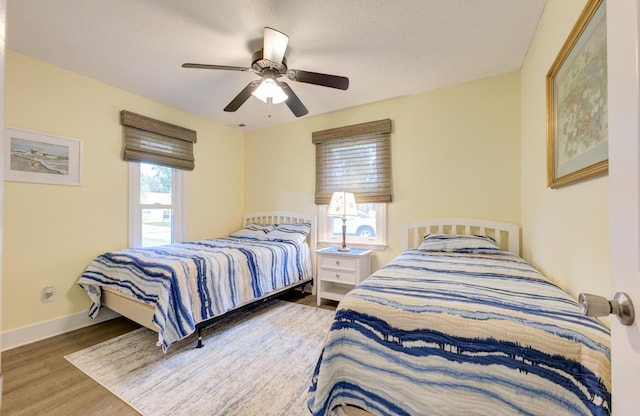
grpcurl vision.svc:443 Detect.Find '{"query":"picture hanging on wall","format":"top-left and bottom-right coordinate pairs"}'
top-left (546, 0), bottom-right (607, 189)
top-left (4, 126), bottom-right (83, 186)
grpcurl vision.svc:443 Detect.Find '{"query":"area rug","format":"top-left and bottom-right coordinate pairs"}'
top-left (65, 300), bottom-right (335, 416)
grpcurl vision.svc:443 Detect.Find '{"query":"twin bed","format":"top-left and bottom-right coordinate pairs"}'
top-left (78, 214), bottom-right (611, 415)
top-left (78, 211), bottom-right (315, 351)
top-left (308, 218), bottom-right (611, 416)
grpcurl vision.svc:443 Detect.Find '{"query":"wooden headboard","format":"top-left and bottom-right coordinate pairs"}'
top-left (401, 218), bottom-right (520, 255)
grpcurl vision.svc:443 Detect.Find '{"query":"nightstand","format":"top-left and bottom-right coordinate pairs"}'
top-left (315, 247), bottom-right (372, 305)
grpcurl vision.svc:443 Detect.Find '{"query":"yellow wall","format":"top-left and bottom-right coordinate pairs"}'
top-left (7, 1), bottom-right (605, 335)
top-left (246, 71), bottom-right (522, 268)
top-left (3, 51), bottom-right (245, 331)
top-left (520, 0), bottom-right (610, 299)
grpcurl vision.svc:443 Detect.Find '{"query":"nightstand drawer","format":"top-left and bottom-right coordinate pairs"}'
top-left (318, 268), bottom-right (357, 285)
top-left (319, 256), bottom-right (357, 271)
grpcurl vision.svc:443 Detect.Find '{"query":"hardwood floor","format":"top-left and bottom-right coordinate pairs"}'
top-left (1, 293), bottom-right (336, 416)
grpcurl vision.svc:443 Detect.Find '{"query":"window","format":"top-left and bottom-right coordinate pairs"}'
top-left (318, 203), bottom-right (387, 249)
top-left (120, 110), bottom-right (195, 248)
top-left (129, 162), bottom-right (185, 247)
top-left (313, 119), bottom-right (392, 249)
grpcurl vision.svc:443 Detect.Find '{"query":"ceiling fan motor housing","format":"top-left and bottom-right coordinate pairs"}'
top-left (251, 50), bottom-right (287, 76)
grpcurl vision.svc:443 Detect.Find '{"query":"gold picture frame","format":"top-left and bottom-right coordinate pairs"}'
top-left (546, 0), bottom-right (607, 189)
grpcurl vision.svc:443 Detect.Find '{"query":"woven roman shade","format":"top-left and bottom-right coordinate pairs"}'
top-left (313, 119), bottom-right (392, 204)
top-left (121, 110), bottom-right (197, 170)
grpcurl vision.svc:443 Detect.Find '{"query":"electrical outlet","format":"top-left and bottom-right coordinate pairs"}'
top-left (41, 285), bottom-right (54, 303)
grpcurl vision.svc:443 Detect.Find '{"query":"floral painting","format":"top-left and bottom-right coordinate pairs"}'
top-left (547, 0), bottom-right (608, 188)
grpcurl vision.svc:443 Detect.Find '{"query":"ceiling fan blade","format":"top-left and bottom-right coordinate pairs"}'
top-left (224, 81), bottom-right (260, 112)
top-left (279, 82), bottom-right (308, 117)
top-left (182, 63), bottom-right (252, 72)
top-left (287, 69), bottom-right (349, 90)
top-left (263, 27), bottom-right (288, 65)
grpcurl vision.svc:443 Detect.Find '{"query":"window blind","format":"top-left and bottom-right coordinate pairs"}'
top-left (313, 119), bottom-right (392, 204)
top-left (121, 110), bottom-right (197, 171)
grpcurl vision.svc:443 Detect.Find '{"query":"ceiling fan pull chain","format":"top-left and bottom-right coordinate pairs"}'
top-left (267, 97), bottom-right (273, 118)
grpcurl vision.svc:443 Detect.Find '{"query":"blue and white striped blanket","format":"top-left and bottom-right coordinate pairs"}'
top-left (308, 249), bottom-right (611, 415)
top-left (78, 237), bottom-right (312, 351)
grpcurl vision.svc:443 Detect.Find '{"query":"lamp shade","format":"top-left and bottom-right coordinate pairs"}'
top-left (252, 78), bottom-right (288, 104)
top-left (328, 192), bottom-right (358, 217)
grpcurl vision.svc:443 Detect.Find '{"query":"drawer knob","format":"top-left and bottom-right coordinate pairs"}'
top-left (335, 260), bottom-right (340, 266)
top-left (336, 274), bottom-right (340, 279)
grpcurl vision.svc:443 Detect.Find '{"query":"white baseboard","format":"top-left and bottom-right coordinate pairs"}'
top-left (2, 308), bottom-right (119, 352)
top-left (1, 285), bottom-right (314, 352)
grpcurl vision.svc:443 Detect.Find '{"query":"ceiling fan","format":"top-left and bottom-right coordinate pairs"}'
top-left (182, 27), bottom-right (349, 117)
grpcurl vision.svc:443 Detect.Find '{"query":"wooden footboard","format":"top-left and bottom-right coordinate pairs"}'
top-left (102, 288), bottom-right (156, 331)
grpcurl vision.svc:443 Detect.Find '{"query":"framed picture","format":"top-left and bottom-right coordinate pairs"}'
top-left (546, 0), bottom-right (607, 189)
top-left (4, 127), bottom-right (83, 186)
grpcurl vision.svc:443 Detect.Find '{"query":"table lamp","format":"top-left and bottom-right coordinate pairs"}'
top-left (328, 191), bottom-right (358, 251)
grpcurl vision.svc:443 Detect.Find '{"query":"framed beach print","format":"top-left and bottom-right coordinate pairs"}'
top-left (546, 0), bottom-right (607, 189)
top-left (4, 127), bottom-right (83, 186)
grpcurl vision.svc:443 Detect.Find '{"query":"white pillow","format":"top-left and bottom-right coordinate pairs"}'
top-left (419, 234), bottom-right (499, 252)
top-left (264, 223), bottom-right (311, 244)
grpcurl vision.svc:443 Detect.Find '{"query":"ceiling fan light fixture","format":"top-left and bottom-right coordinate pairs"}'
top-left (252, 78), bottom-right (288, 104)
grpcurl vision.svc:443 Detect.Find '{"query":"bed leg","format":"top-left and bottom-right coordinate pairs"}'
top-left (300, 283), bottom-right (310, 297)
top-left (196, 328), bottom-right (204, 348)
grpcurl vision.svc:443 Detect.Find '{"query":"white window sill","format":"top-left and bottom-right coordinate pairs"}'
top-left (317, 241), bottom-right (387, 251)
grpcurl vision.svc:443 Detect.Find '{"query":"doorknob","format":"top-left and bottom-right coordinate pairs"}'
top-left (578, 292), bottom-right (635, 326)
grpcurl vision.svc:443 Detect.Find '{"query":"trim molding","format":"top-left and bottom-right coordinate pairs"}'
top-left (2, 308), bottom-right (119, 352)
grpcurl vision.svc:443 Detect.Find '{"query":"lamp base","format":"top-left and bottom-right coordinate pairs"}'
top-left (340, 219), bottom-right (349, 252)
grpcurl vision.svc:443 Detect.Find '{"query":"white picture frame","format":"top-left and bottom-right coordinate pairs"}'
top-left (4, 126), bottom-right (83, 186)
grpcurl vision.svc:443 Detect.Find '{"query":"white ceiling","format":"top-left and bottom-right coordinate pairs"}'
top-left (7, 0), bottom-right (547, 132)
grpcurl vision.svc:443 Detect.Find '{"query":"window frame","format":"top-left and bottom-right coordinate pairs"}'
top-left (128, 162), bottom-right (186, 248)
top-left (318, 203), bottom-right (387, 250)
